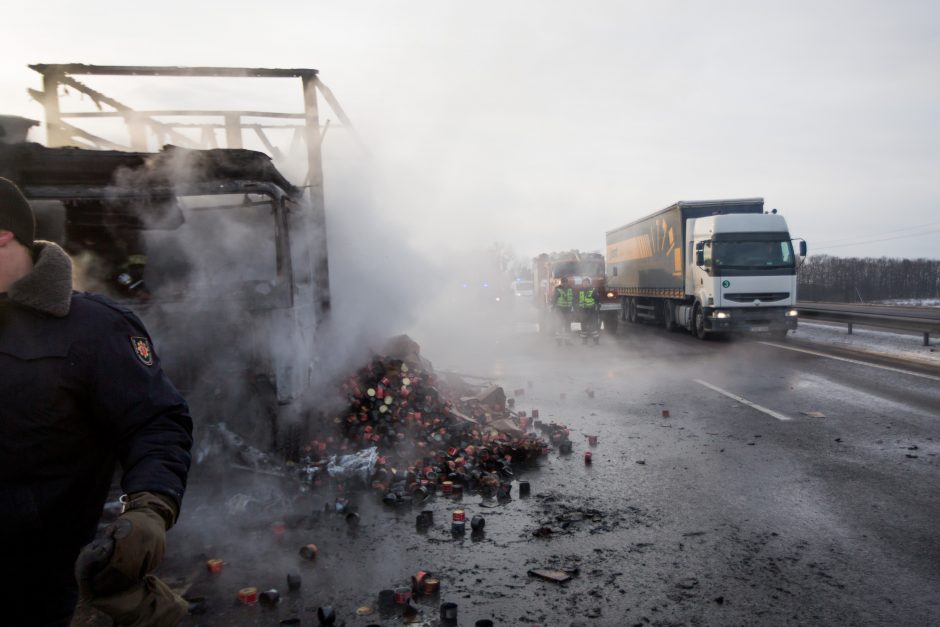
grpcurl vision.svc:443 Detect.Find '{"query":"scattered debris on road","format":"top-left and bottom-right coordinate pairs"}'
top-left (800, 411), bottom-right (827, 418)
top-left (527, 567), bottom-right (578, 584)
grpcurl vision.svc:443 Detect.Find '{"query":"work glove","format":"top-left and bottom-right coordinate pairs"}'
top-left (76, 492), bottom-right (185, 625)
top-left (79, 572), bottom-right (188, 627)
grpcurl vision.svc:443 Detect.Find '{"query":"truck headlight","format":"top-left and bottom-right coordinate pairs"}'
top-left (606, 292), bottom-right (614, 298)
top-left (713, 310), bottom-right (731, 319)
top-left (786, 309), bottom-right (798, 317)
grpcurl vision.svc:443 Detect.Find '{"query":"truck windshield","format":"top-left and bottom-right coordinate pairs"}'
top-left (554, 261), bottom-right (604, 277)
top-left (578, 261), bottom-right (604, 276)
top-left (144, 194), bottom-right (279, 296)
top-left (712, 240), bottom-right (794, 268)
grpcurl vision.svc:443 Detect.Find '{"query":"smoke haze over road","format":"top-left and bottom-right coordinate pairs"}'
top-left (3, 0), bottom-right (940, 262)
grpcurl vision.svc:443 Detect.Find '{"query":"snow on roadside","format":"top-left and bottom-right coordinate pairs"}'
top-left (873, 298), bottom-right (940, 308)
top-left (792, 321), bottom-right (940, 368)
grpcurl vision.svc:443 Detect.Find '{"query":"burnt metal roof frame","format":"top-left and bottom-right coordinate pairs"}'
top-left (28, 62), bottom-right (347, 320)
top-left (21, 180), bottom-right (296, 202)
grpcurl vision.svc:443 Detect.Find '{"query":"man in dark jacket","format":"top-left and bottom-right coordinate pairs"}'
top-left (0, 178), bottom-right (193, 626)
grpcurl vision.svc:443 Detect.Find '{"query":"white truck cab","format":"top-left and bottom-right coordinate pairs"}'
top-left (684, 213), bottom-right (802, 337)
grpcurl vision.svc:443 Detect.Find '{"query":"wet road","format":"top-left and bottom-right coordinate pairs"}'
top-left (165, 318), bottom-right (940, 627)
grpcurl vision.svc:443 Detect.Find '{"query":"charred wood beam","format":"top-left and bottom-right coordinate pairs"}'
top-left (252, 126), bottom-right (282, 161)
top-left (200, 126), bottom-right (218, 149)
top-left (39, 72), bottom-right (68, 147)
top-left (30, 74), bottom-right (200, 149)
top-left (163, 123), bottom-right (307, 131)
top-left (315, 78), bottom-right (370, 157)
top-left (30, 64), bottom-right (318, 78)
top-left (57, 120), bottom-right (132, 151)
top-left (23, 94), bottom-right (132, 151)
top-left (301, 74), bottom-right (331, 321)
top-left (59, 110), bottom-right (307, 119)
top-left (319, 119), bottom-right (331, 148)
top-left (223, 113), bottom-right (243, 149)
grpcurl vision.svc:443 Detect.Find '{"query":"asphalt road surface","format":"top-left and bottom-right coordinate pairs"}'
top-left (137, 316), bottom-right (940, 627)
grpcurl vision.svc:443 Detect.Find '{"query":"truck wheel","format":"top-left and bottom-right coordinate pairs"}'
top-left (693, 304), bottom-right (709, 340)
top-left (603, 312), bottom-right (618, 334)
top-left (627, 299), bottom-right (638, 323)
top-left (664, 302), bottom-right (677, 332)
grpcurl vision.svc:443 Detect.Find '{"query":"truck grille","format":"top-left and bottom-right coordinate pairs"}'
top-left (723, 292), bottom-right (789, 303)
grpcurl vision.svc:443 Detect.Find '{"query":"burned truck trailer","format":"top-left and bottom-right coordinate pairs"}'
top-left (606, 198), bottom-right (806, 339)
top-left (0, 140), bottom-right (327, 451)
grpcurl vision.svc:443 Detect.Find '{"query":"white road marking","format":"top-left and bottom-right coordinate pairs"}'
top-left (758, 342), bottom-right (940, 383)
top-left (693, 379), bottom-right (793, 421)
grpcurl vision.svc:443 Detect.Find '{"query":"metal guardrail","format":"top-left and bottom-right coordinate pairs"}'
top-left (796, 302), bottom-right (940, 346)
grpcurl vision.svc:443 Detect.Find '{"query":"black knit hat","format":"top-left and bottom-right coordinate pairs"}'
top-left (0, 177), bottom-right (35, 246)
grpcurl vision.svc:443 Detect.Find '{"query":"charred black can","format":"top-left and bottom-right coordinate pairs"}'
top-left (440, 602), bottom-right (459, 623)
top-left (317, 605), bottom-right (336, 625)
top-left (413, 485), bottom-right (430, 503)
top-left (259, 589), bottom-right (280, 607)
top-left (377, 589), bottom-right (396, 613)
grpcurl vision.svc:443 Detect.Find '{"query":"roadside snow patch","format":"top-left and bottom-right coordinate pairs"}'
top-left (794, 321), bottom-right (940, 368)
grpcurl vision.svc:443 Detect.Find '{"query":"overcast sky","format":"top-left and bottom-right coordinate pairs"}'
top-left (3, 0), bottom-right (939, 260)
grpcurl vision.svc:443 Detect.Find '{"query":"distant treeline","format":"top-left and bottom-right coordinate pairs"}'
top-left (798, 255), bottom-right (940, 302)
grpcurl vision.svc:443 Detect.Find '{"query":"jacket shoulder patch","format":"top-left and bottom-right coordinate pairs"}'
top-left (130, 336), bottom-right (154, 366)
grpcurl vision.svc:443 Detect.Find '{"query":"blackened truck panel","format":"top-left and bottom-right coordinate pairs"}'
top-left (606, 199), bottom-right (764, 293)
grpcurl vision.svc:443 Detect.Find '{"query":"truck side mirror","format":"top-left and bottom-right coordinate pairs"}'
top-left (799, 240), bottom-right (807, 256)
top-left (695, 242), bottom-right (705, 267)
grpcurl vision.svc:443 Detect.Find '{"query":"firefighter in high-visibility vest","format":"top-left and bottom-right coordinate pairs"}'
top-left (577, 277), bottom-right (600, 342)
top-left (552, 277), bottom-right (574, 336)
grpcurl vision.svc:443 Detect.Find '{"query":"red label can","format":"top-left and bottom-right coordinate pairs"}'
top-left (238, 587), bottom-right (258, 605)
top-left (423, 577), bottom-right (441, 595)
top-left (394, 587), bottom-right (412, 604)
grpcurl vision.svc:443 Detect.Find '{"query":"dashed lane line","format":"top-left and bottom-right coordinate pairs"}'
top-left (693, 378), bottom-right (793, 421)
top-left (758, 341), bottom-right (940, 383)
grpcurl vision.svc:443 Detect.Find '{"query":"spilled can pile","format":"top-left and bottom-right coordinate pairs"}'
top-left (293, 341), bottom-right (550, 505)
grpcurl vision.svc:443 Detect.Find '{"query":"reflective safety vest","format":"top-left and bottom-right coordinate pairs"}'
top-left (578, 288), bottom-right (596, 308)
top-left (555, 286), bottom-right (573, 307)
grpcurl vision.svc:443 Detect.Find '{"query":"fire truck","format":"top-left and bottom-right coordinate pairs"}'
top-left (532, 250), bottom-right (619, 334)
